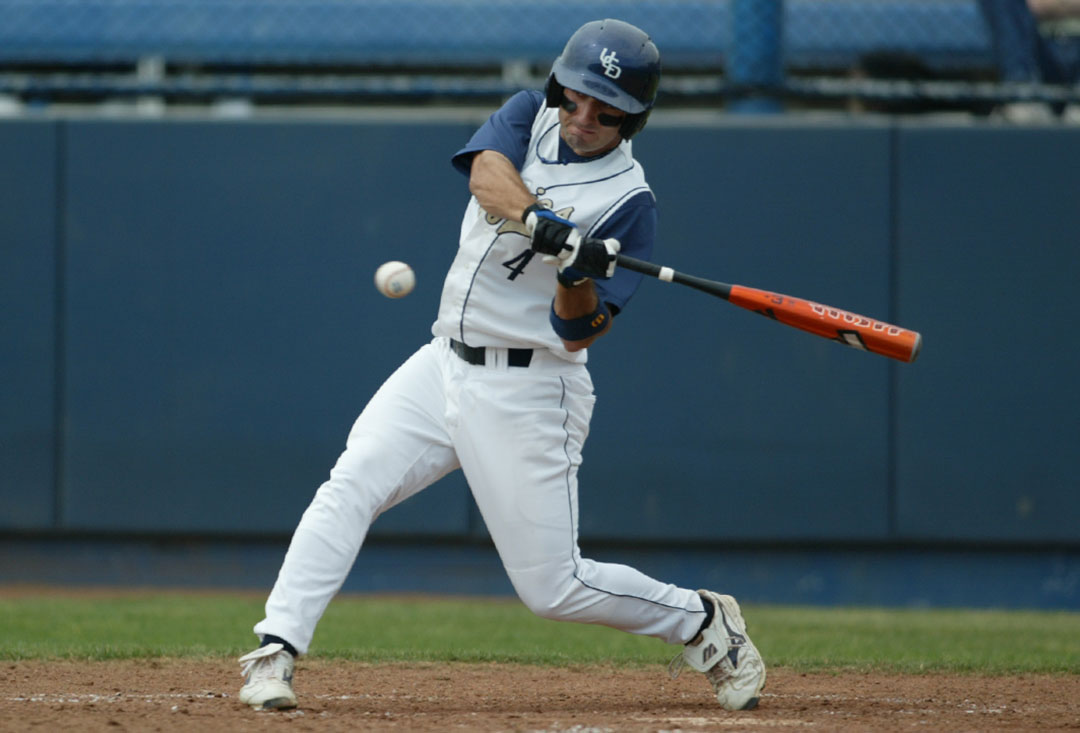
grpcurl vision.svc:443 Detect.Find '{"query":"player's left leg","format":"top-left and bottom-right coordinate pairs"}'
top-left (452, 362), bottom-right (704, 644)
top-left (453, 359), bottom-right (764, 709)
top-left (671, 589), bottom-right (767, 710)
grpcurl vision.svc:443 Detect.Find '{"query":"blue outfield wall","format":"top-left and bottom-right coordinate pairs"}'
top-left (589, 123), bottom-right (896, 543)
top-left (0, 121), bottom-right (57, 529)
top-left (893, 126), bottom-right (1080, 544)
top-left (1, 115), bottom-right (1078, 608)
top-left (57, 118), bottom-right (476, 536)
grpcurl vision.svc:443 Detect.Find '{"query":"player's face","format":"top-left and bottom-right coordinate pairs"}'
top-left (558, 88), bottom-right (625, 157)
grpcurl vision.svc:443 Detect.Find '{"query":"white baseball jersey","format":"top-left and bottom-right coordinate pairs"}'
top-left (433, 103), bottom-right (652, 361)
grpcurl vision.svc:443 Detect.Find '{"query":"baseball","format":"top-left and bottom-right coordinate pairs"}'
top-left (374, 261), bottom-right (415, 298)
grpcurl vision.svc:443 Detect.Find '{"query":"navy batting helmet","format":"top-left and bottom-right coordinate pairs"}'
top-left (545, 19), bottom-right (661, 140)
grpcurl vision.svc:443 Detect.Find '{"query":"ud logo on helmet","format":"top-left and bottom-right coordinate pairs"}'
top-left (545, 19), bottom-right (661, 140)
top-left (599, 48), bottom-right (622, 79)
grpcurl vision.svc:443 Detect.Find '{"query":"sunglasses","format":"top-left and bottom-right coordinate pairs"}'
top-left (561, 98), bottom-right (625, 128)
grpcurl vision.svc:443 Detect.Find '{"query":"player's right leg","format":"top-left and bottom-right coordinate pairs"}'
top-left (238, 643), bottom-right (296, 710)
top-left (239, 341), bottom-right (460, 710)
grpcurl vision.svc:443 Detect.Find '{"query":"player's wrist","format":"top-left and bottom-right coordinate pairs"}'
top-left (522, 201), bottom-right (545, 224)
top-left (557, 270), bottom-right (590, 288)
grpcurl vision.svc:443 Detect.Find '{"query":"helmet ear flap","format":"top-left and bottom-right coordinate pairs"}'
top-left (545, 75), bottom-right (564, 108)
top-left (620, 110), bottom-right (651, 140)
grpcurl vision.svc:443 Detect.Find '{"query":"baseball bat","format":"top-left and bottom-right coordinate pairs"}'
top-left (616, 253), bottom-right (922, 363)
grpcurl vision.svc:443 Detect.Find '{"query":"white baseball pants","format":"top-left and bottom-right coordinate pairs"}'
top-left (254, 337), bottom-right (706, 654)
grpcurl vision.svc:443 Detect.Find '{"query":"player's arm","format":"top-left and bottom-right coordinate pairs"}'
top-left (453, 90), bottom-right (542, 222)
top-left (544, 192), bottom-right (656, 352)
top-left (468, 150), bottom-right (536, 223)
top-left (552, 280), bottom-right (612, 352)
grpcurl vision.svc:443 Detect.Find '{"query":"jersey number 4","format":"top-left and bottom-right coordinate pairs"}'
top-left (502, 250), bottom-right (536, 280)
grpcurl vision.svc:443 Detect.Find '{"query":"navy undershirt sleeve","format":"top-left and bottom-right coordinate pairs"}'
top-left (584, 192), bottom-right (657, 314)
top-left (452, 90), bottom-right (543, 175)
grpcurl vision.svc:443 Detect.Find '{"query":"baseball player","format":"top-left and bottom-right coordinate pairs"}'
top-left (238, 19), bottom-right (765, 712)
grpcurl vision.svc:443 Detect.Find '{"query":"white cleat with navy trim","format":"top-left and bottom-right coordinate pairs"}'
top-left (238, 642), bottom-right (297, 710)
top-left (670, 590), bottom-right (766, 711)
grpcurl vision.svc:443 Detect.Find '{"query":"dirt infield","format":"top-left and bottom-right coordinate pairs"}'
top-left (3, 659), bottom-right (1078, 732)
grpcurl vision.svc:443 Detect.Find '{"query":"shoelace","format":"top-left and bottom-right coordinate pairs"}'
top-left (667, 652), bottom-right (688, 680)
top-left (240, 652), bottom-right (281, 681)
top-left (669, 651), bottom-right (734, 689)
top-left (702, 661), bottom-right (733, 689)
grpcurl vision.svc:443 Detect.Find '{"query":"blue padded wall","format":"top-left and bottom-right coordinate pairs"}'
top-left (893, 124), bottom-right (1080, 542)
top-left (580, 122), bottom-right (895, 541)
top-left (59, 118), bottom-right (476, 535)
top-left (2, 115), bottom-right (1078, 550)
top-left (0, 120), bottom-right (58, 529)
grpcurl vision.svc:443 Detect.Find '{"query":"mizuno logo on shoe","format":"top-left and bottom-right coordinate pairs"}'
top-left (721, 610), bottom-right (746, 645)
top-left (702, 643), bottom-right (718, 665)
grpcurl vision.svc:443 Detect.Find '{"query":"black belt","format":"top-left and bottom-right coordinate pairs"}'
top-left (450, 339), bottom-right (532, 367)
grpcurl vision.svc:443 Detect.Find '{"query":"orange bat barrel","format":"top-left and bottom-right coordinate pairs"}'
top-left (613, 254), bottom-right (923, 364)
top-left (728, 285), bottom-right (922, 363)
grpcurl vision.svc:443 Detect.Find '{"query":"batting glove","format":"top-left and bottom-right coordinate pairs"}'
top-left (523, 202), bottom-right (577, 258)
top-left (542, 237), bottom-right (621, 280)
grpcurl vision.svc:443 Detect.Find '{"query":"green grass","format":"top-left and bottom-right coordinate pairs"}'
top-left (2, 591), bottom-right (1078, 674)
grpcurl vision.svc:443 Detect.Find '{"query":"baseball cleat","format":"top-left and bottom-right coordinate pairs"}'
top-left (238, 642), bottom-right (297, 710)
top-left (670, 590), bottom-right (766, 711)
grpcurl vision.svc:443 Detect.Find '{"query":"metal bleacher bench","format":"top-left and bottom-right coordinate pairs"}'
top-left (0, 0), bottom-right (993, 70)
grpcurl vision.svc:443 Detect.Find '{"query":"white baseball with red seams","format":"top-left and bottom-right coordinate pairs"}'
top-left (374, 261), bottom-right (415, 298)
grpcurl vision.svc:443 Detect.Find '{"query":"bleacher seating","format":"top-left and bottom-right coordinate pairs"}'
top-left (0, 0), bottom-right (994, 71)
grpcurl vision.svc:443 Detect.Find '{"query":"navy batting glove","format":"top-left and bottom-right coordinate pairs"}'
top-left (523, 202), bottom-right (576, 258)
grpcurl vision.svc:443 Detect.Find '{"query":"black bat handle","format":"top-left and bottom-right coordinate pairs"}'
top-left (616, 253), bottom-right (732, 301)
